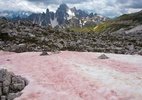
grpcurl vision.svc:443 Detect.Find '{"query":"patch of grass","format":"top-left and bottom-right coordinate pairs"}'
top-left (117, 11), bottom-right (142, 22)
top-left (93, 20), bottom-right (115, 33)
top-left (110, 24), bottom-right (130, 32)
top-left (94, 11), bottom-right (142, 33)
top-left (69, 26), bottom-right (95, 33)
top-left (67, 11), bottom-right (142, 34)
top-left (93, 25), bottom-right (105, 33)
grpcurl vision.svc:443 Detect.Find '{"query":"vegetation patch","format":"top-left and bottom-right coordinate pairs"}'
top-left (69, 26), bottom-right (95, 33)
top-left (93, 20), bottom-right (115, 33)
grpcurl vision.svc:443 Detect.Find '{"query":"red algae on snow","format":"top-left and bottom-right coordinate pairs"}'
top-left (0, 51), bottom-right (142, 100)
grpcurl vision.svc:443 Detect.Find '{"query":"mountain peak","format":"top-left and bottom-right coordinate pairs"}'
top-left (0, 3), bottom-right (110, 28)
top-left (59, 3), bottom-right (69, 11)
top-left (46, 8), bottom-right (49, 14)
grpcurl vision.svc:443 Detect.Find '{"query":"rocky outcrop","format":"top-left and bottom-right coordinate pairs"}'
top-left (0, 69), bottom-right (28, 100)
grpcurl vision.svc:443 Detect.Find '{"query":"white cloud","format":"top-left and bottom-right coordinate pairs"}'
top-left (46, 4), bottom-right (58, 12)
top-left (0, 0), bottom-right (46, 12)
top-left (68, 0), bottom-right (121, 17)
top-left (68, 0), bottom-right (142, 18)
top-left (0, 0), bottom-right (142, 18)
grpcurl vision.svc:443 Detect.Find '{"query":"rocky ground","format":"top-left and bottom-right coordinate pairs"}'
top-left (0, 51), bottom-right (142, 100)
top-left (0, 18), bottom-right (142, 55)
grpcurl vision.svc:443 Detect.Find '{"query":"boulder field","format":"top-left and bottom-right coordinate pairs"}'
top-left (0, 51), bottom-right (142, 100)
top-left (1, 19), bottom-right (142, 55)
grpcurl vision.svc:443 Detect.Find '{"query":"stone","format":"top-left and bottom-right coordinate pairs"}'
top-left (51, 49), bottom-right (61, 54)
top-left (2, 71), bottom-right (12, 94)
top-left (55, 43), bottom-right (64, 49)
top-left (3, 86), bottom-right (9, 95)
top-left (7, 92), bottom-right (22, 100)
top-left (12, 83), bottom-right (25, 91)
top-left (0, 84), bottom-right (2, 96)
top-left (76, 40), bottom-right (82, 44)
top-left (3, 72), bottom-right (12, 86)
top-left (98, 54), bottom-right (109, 59)
top-left (40, 51), bottom-right (48, 56)
top-left (0, 41), bottom-right (4, 45)
top-left (137, 49), bottom-right (142, 55)
top-left (22, 77), bottom-right (29, 86)
top-left (0, 69), bottom-right (7, 82)
top-left (0, 69), bottom-right (28, 99)
top-left (15, 44), bottom-right (27, 53)
top-left (69, 41), bottom-right (77, 50)
top-left (1, 96), bottom-right (6, 100)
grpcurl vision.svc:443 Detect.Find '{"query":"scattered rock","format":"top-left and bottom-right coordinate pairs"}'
top-left (1, 96), bottom-right (6, 100)
top-left (40, 51), bottom-right (48, 56)
top-left (7, 92), bottom-right (22, 100)
top-left (137, 49), bottom-right (142, 55)
top-left (98, 54), bottom-right (109, 59)
top-left (51, 49), bottom-right (61, 54)
top-left (7, 59), bottom-right (10, 61)
top-left (0, 18), bottom-right (142, 55)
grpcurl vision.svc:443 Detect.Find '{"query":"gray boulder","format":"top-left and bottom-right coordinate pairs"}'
top-left (1, 96), bottom-right (6, 100)
top-left (7, 92), bottom-right (22, 100)
top-left (40, 51), bottom-right (48, 56)
top-left (98, 54), bottom-right (109, 59)
top-left (137, 49), bottom-right (142, 55)
top-left (0, 69), bottom-right (28, 100)
top-left (0, 83), bottom-right (2, 96)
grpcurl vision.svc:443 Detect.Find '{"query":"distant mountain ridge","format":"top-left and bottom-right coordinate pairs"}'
top-left (0, 3), bottom-right (110, 28)
top-left (27, 3), bottom-right (110, 28)
top-left (0, 11), bottom-right (32, 18)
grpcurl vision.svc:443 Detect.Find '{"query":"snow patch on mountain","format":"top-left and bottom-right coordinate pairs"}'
top-left (50, 17), bottom-right (59, 27)
top-left (67, 9), bottom-right (75, 20)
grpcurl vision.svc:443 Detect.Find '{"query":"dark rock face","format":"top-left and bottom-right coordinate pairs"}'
top-left (1, 4), bottom-right (110, 28)
top-left (56, 3), bottom-right (69, 25)
top-left (0, 69), bottom-right (28, 100)
top-left (75, 9), bottom-right (88, 19)
top-left (28, 12), bottom-right (51, 26)
top-left (24, 4), bottom-right (110, 28)
top-left (27, 4), bottom-right (70, 27)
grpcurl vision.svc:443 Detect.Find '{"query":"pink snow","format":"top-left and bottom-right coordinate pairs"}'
top-left (0, 51), bottom-right (142, 100)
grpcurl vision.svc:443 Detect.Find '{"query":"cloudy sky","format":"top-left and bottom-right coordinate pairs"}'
top-left (0, 0), bottom-right (142, 18)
